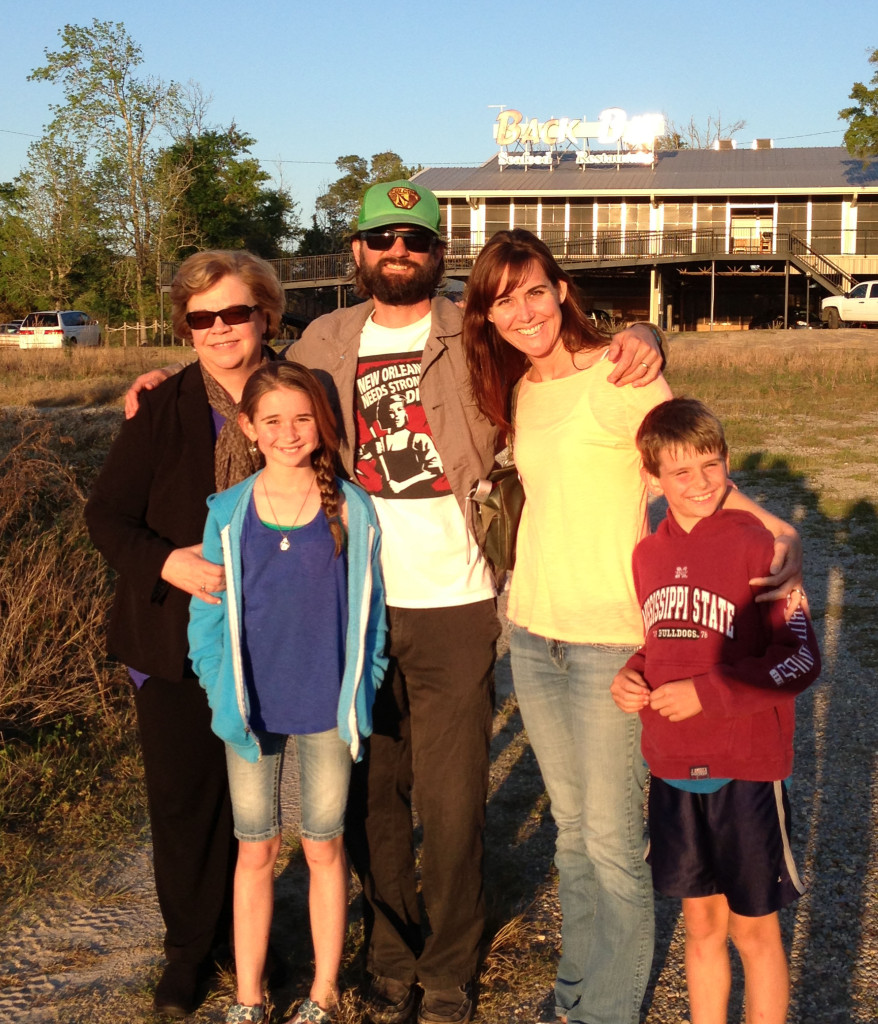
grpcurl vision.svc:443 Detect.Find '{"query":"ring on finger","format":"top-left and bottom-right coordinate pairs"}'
top-left (200, 583), bottom-right (206, 592)
top-left (640, 361), bottom-right (650, 369)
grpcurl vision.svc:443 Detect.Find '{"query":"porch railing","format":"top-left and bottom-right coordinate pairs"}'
top-left (159, 227), bottom-right (871, 290)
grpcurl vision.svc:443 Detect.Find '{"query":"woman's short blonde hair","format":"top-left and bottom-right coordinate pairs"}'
top-left (170, 250), bottom-right (285, 342)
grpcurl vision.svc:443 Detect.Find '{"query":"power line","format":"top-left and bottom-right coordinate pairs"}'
top-left (773, 130), bottom-right (845, 140)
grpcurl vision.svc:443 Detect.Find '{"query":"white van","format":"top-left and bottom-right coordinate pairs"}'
top-left (18, 311), bottom-right (102, 348)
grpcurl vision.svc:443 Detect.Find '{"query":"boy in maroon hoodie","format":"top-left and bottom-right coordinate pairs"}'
top-left (611, 397), bottom-right (820, 1024)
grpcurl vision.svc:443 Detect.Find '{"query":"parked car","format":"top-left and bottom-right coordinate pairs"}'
top-left (584, 308), bottom-right (613, 330)
top-left (0, 321), bottom-right (23, 347)
top-left (279, 312), bottom-right (311, 341)
top-left (18, 311), bottom-right (102, 348)
top-left (821, 281), bottom-right (878, 328)
top-left (749, 308), bottom-right (822, 330)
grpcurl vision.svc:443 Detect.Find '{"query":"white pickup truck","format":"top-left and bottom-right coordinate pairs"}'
top-left (821, 281), bottom-right (878, 328)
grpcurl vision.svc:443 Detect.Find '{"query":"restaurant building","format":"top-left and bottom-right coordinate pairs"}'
top-left (412, 109), bottom-right (878, 330)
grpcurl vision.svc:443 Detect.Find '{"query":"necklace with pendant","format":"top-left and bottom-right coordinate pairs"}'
top-left (262, 474), bottom-right (316, 551)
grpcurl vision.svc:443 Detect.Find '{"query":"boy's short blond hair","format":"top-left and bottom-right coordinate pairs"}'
top-left (636, 397), bottom-right (728, 476)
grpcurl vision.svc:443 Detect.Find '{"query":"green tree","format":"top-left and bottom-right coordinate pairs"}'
top-left (0, 183), bottom-right (36, 317)
top-left (158, 125), bottom-right (298, 258)
top-left (12, 132), bottom-right (103, 308)
top-left (840, 48), bottom-right (878, 159)
top-left (29, 19), bottom-right (188, 337)
top-left (309, 151), bottom-right (421, 252)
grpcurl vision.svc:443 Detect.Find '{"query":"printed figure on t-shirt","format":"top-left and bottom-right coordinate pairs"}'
top-left (355, 354), bottom-right (447, 499)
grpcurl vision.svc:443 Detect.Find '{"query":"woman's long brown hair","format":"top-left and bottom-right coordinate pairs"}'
top-left (462, 229), bottom-right (607, 432)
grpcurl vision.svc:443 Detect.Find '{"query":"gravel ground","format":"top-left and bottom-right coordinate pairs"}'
top-left (0, 332), bottom-right (875, 1023)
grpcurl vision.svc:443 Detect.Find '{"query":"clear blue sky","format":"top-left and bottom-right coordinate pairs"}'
top-left (1, 0), bottom-right (874, 225)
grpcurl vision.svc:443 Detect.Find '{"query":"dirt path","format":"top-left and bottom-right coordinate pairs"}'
top-left (3, 527), bottom-right (876, 1023)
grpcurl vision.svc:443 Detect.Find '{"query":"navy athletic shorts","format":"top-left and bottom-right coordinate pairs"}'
top-left (647, 776), bottom-right (806, 917)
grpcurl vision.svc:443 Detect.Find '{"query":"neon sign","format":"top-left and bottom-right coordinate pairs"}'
top-left (493, 108), bottom-right (665, 169)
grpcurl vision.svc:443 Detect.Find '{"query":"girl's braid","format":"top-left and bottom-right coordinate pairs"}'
top-left (314, 446), bottom-right (344, 556)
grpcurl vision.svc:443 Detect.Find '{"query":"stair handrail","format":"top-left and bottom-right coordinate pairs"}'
top-left (787, 232), bottom-right (855, 292)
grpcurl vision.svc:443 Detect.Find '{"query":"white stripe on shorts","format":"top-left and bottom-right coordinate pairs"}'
top-left (774, 779), bottom-right (806, 895)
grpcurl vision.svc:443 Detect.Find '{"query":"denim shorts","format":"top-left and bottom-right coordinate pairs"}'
top-left (225, 728), bottom-right (351, 843)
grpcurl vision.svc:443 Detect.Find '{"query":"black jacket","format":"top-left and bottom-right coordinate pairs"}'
top-left (85, 363), bottom-right (216, 681)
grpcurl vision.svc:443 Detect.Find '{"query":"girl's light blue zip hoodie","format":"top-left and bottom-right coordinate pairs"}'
top-left (188, 472), bottom-right (388, 763)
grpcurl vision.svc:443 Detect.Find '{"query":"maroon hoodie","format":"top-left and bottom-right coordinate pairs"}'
top-left (626, 508), bottom-right (821, 783)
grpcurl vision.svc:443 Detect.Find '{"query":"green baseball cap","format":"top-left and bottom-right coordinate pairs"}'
top-left (357, 180), bottom-right (442, 236)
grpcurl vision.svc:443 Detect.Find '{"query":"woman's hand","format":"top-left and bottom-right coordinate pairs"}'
top-left (606, 323), bottom-right (664, 387)
top-left (649, 679), bottom-right (703, 721)
top-left (161, 544), bottom-right (225, 605)
top-left (611, 667), bottom-right (651, 713)
top-left (722, 488), bottom-right (804, 610)
top-left (750, 530), bottom-right (804, 608)
top-left (124, 366), bottom-right (180, 419)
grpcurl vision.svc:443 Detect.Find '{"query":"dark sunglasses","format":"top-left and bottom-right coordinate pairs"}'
top-left (185, 305), bottom-right (258, 331)
top-left (359, 229), bottom-right (436, 254)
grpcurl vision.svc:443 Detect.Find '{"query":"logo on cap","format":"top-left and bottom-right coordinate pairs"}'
top-left (387, 186), bottom-right (421, 211)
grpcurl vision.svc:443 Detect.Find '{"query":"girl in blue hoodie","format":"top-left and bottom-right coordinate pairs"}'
top-left (189, 361), bottom-right (387, 1024)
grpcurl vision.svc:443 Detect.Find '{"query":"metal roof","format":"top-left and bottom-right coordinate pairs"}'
top-left (412, 147), bottom-right (878, 198)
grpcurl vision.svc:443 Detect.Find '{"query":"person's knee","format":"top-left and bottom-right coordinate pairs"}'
top-left (683, 896), bottom-right (729, 945)
top-left (237, 835), bottom-right (281, 872)
top-left (302, 835), bottom-right (346, 870)
top-left (728, 910), bottom-right (782, 959)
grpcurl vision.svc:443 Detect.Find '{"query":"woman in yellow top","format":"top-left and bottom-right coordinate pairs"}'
top-left (462, 230), bottom-right (800, 1024)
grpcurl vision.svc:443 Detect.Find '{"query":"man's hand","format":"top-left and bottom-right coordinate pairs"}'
top-left (606, 322), bottom-right (664, 387)
top-left (161, 544), bottom-right (225, 605)
top-left (124, 366), bottom-right (178, 419)
top-left (649, 679), bottom-right (703, 721)
top-left (611, 667), bottom-right (651, 713)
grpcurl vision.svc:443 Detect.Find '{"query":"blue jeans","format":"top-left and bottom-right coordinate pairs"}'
top-left (510, 626), bottom-right (654, 1024)
top-left (226, 728), bottom-right (351, 842)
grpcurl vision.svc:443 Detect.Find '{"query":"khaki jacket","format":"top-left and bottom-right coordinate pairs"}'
top-left (290, 296), bottom-right (499, 517)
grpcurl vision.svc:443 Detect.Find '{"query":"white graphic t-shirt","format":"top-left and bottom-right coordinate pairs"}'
top-left (355, 311), bottom-right (494, 608)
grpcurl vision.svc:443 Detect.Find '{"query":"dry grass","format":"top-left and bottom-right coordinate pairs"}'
top-left (0, 409), bottom-right (145, 921)
top-left (664, 331), bottom-right (878, 529)
top-left (0, 346), bottom-right (192, 408)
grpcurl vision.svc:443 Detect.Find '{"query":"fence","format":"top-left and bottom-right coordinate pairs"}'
top-left (103, 321), bottom-right (184, 347)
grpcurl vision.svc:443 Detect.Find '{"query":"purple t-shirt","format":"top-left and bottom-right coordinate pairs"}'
top-left (240, 496), bottom-right (348, 735)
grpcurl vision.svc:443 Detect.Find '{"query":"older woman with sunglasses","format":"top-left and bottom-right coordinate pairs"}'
top-left (86, 251), bottom-right (284, 1018)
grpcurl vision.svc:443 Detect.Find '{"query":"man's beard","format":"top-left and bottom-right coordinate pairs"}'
top-left (355, 255), bottom-right (444, 305)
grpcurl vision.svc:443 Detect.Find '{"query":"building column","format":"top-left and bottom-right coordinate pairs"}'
top-left (649, 269), bottom-right (661, 325)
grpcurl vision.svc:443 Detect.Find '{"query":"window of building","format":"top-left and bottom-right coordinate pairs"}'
top-left (540, 201), bottom-right (567, 246)
top-left (777, 202), bottom-right (807, 239)
top-left (855, 199), bottom-right (878, 255)
top-left (624, 203), bottom-right (653, 255)
top-left (811, 201), bottom-right (841, 253)
top-left (663, 202), bottom-right (695, 231)
top-left (512, 201), bottom-right (539, 232)
top-left (485, 199), bottom-right (511, 239)
top-left (596, 203), bottom-right (624, 232)
top-left (694, 203), bottom-right (726, 253)
top-left (568, 200), bottom-right (594, 238)
top-left (446, 200), bottom-right (472, 241)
